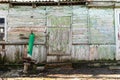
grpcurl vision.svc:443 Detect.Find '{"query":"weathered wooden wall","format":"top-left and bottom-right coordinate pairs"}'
top-left (0, 3), bottom-right (116, 63)
top-left (72, 6), bottom-right (89, 61)
top-left (89, 8), bottom-right (115, 60)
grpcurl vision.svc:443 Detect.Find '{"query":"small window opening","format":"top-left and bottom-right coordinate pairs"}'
top-left (0, 18), bottom-right (5, 41)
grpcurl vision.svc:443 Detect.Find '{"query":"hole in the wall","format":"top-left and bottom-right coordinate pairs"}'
top-left (0, 18), bottom-right (5, 41)
top-left (31, 16), bottom-right (33, 18)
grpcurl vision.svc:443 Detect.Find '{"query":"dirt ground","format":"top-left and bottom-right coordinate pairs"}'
top-left (0, 66), bottom-right (120, 80)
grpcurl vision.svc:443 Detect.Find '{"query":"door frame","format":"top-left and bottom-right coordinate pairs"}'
top-left (115, 9), bottom-right (120, 60)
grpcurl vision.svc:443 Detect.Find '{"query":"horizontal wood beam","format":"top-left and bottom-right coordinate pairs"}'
top-left (72, 43), bottom-right (115, 45)
top-left (0, 42), bottom-right (45, 45)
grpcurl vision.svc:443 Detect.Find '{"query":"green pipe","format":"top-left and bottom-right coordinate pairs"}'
top-left (27, 32), bottom-right (35, 57)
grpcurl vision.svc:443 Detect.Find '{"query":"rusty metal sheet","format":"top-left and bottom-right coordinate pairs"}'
top-left (90, 45), bottom-right (115, 60)
top-left (48, 28), bottom-right (70, 55)
top-left (89, 8), bottom-right (115, 44)
top-left (72, 45), bottom-right (89, 61)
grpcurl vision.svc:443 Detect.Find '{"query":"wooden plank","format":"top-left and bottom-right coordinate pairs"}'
top-left (4, 45), bottom-right (46, 63)
top-left (7, 32), bottom-right (46, 43)
top-left (32, 45), bottom-right (46, 63)
top-left (5, 45), bottom-right (22, 62)
top-left (8, 6), bottom-right (46, 27)
top-left (7, 27), bottom-right (46, 43)
top-left (87, 2), bottom-right (114, 7)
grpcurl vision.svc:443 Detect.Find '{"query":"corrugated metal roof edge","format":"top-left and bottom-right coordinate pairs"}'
top-left (0, 0), bottom-right (86, 3)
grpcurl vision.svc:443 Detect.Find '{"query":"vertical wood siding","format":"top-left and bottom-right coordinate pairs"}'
top-left (72, 45), bottom-right (89, 61)
top-left (90, 45), bottom-right (115, 60)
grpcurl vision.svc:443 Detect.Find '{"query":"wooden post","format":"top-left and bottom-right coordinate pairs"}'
top-left (23, 63), bottom-right (30, 73)
top-left (2, 44), bottom-right (6, 64)
top-left (2, 44), bottom-right (5, 49)
top-left (24, 45), bottom-right (27, 58)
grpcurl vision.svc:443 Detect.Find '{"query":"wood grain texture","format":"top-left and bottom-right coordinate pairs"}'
top-left (90, 45), bottom-right (115, 60)
top-left (0, 5), bottom-right (116, 63)
top-left (72, 6), bottom-right (88, 44)
top-left (48, 28), bottom-right (70, 54)
top-left (89, 8), bottom-right (115, 44)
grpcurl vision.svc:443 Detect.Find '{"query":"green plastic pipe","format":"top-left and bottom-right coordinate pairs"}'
top-left (27, 32), bottom-right (35, 57)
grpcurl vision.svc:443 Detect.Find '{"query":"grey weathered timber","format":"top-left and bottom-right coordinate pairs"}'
top-left (0, 4), bottom-right (117, 63)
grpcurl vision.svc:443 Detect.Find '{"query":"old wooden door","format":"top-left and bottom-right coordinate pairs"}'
top-left (47, 6), bottom-right (72, 62)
